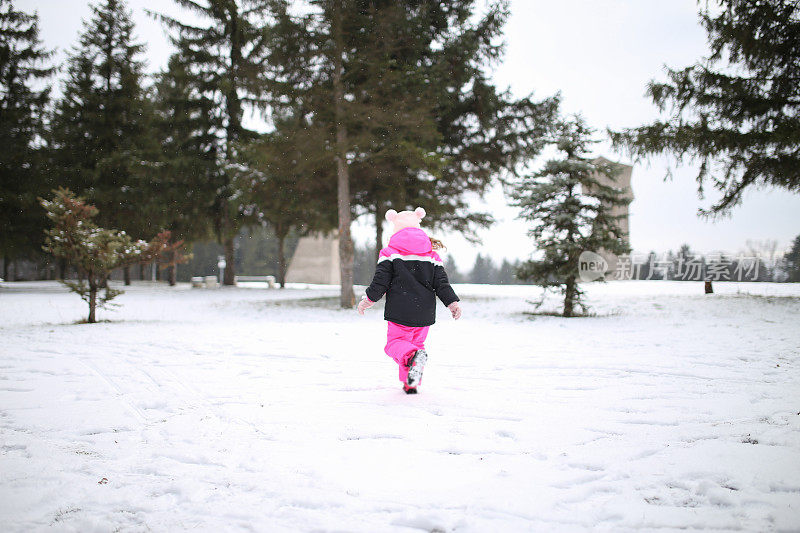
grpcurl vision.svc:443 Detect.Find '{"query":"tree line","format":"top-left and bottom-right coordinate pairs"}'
top-left (0, 0), bottom-right (558, 303)
top-left (2, 0), bottom-right (798, 317)
top-left (619, 242), bottom-right (798, 283)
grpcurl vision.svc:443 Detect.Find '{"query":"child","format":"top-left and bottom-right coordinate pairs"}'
top-left (357, 207), bottom-right (462, 394)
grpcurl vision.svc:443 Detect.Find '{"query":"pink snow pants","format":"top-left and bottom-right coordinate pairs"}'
top-left (385, 321), bottom-right (429, 383)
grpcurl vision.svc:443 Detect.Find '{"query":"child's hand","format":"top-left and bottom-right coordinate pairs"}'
top-left (448, 301), bottom-right (462, 320)
top-left (357, 295), bottom-right (375, 315)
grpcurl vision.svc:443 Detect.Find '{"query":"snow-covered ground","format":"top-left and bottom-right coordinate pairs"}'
top-left (1, 280), bottom-right (799, 532)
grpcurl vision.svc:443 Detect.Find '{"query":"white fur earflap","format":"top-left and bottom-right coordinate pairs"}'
top-left (414, 207), bottom-right (426, 219)
top-left (385, 209), bottom-right (398, 222)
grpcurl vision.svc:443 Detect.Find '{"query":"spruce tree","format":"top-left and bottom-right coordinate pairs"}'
top-left (785, 234), bottom-right (800, 282)
top-left (151, 50), bottom-right (221, 284)
top-left (49, 0), bottom-right (156, 252)
top-left (611, 0), bottom-right (800, 215)
top-left (0, 0), bottom-right (54, 276)
top-left (426, 1), bottom-right (558, 235)
top-left (341, 0), bottom-right (448, 259)
top-left (497, 259), bottom-right (516, 284)
top-left (266, 0), bottom-right (364, 306)
top-left (469, 254), bottom-right (494, 284)
top-left (267, 0), bottom-right (558, 306)
top-left (149, 0), bottom-right (275, 286)
top-left (511, 117), bottom-right (630, 317)
top-left (234, 113), bottom-right (337, 288)
top-left (41, 188), bottom-right (182, 323)
top-left (349, 1), bottom-right (559, 255)
top-left (443, 254), bottom-right (463, 284)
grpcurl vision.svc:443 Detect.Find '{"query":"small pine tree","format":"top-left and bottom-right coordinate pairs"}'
top-left (41, 188), bottom-right (181, 323)
top-left (511, 117), bottom-right (631, 317)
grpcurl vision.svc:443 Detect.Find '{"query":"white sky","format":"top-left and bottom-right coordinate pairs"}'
top-left (25, 0), bottom-right (800, 268)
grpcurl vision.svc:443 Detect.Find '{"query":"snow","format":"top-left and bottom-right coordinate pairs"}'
top-left (1, 280), bottom-right (799, 531)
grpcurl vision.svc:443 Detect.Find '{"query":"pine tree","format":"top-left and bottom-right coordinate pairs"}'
top-left (41, 188), bottom-right (181, 323)
top-left (149, 0), bottom-right (275, 286)
top-left (641, 251), bottom-right (661, 280)
top-left (267, 0), bottom-right (558, 306)
top-left (49, 0), bottom-right (157, 250)
top-left (497, 259), bottom-right (516, 284)
top-left (443, 254), bottom-right (463, 283)
top-left (151, 50), bottom-right (221, 284)
top-left (0, 0), bottom-right (54, 277)
top-left (611, 0), bottom-right (800, 215)
top-left (328, 0), bottom-right (356, 307)
top-left (785, 234), bottom-right (800, 282)
top-left (266, 0), bottom-right (366, 306)
top-left (351, 1), bottom-right (559, 255)
top-left (427, 1), bottom-right (559, 235)
top-left (233, 225), bottom-right (301, 280)
top-left (469, 254), bottom-right (494, 284)
top-left (511, 117), bottom-right (631, 317)
top-left (234, 113), bottom-right (337, 288)
top-left (674, 243), bottom-right (694, 281)
top-left (341, 0), bottom-right (450, 259)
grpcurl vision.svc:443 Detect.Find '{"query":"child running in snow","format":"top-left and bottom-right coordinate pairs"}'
top-left (357, 207), bottom-right (462, 394)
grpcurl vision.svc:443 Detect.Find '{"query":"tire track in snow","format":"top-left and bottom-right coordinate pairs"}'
top-left (71, 356), bottom-right (147, 424)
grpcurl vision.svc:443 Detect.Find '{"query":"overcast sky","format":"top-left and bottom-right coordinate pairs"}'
top-left (24, 0), bottom-right (800, 267)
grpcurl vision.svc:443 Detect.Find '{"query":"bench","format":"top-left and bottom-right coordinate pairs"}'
top-left (191, 276), bottom-right (219, 288)
top-left (235, 275), bottom-right (276, 288)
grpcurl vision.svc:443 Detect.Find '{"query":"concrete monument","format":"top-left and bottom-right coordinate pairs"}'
top-left (589, 156), bottom-right (633, 246)
top-left (285, 233), bottom-right (340, 285)
top-left (587, 157), bottom-right (634, 276)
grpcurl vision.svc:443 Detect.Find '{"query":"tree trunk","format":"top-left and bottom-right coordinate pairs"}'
top-left (123, 265), bottom-right (131, 286)
top-left (166, 251), bottom-right (176, 286)
top-left (336, 147), bottom-right (355, 307)
top-left (139, 262), bottom-right (145, 280)
top-left (563, 275), bottom-right (576, 318)
top-left (219, 2), bottom-right (241, 289)
top-left (88, 278), bottom-right (98, 323)
top-left (705, 281), bottom-right (714, 294)
top-left (2, 255), bottom-right (8, 281)
top-left (155, 263), bottom-right (161, 281)
top-left (277, 230), bottom-right (287, 289)
top-left (223, 234), bottom-right (236, 286)
top-left (59, 258), bottom-right (66, 279)
top-left (332, 0), bottom-right (354, 308)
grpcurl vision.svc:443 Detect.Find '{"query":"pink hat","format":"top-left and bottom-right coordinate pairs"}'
top-left (385, 207), bottom-right (426, 235)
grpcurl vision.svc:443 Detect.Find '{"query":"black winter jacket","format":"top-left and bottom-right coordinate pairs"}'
top-left (365, 228), bottom-right (459, 327)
